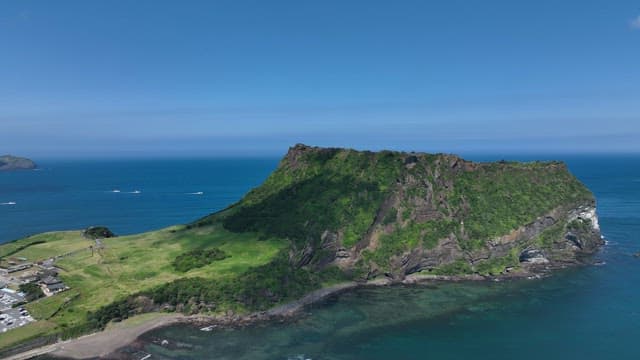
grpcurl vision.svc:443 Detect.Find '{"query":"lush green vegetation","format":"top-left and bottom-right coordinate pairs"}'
top-left (568, 218), bottom-right (593, 234)
top-left (0, 225), bottom-right (287, 350)
top-left (473, 248), bottom-right (521, 276)
top-left (365, 220), bottom-right (458, 270)
top-left (535, 222), bottom-right (566, 249)
top-left (87, 253), bottom-right (341, 329)
top-left (82, 226), bottom-right (115, 239)
top-left (0, 321), bottom-right (56, 352)
top-left (215, 146), bottom-right (592, 270)
top-left (382, 207), bottom-right (398, 225)
top-left (0, 239), bottom-right (46, 259)
top-left (19, 283), bottom-right (45, 302)
top-left (452, 162), bottom-right (592, 250)
top-left (26, 290), bottom-right (80, 320)
top-left (172, 248), bottom-right (228, 272)
top-left (430, 260), bottom-right (473, 275)
top-left (220, 148), bottom-right (403, 249)
top-left (0, 232), bottom-right (90, 261)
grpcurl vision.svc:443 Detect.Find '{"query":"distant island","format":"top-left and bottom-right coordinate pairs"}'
top-left (0, 155), bottom-right (37, 171)
top-left (0, 144), bottom-right (603, 358)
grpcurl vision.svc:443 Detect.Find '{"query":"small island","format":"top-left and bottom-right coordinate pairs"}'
top-left (0, 155), bottom-right (37, 171)
top-left (0, 145), bottom-right (603, 358)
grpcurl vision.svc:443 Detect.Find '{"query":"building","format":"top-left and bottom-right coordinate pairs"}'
top-left (0, 262), bottom-right (33, 275)
top-left (41, 276), bottom-right (59, 286)
top-left (19, 274), bottom-right (39, 284)
top-left (45, 282), bottom-right (65, 293)
top-left (40, 276), bottom-right (67, 296)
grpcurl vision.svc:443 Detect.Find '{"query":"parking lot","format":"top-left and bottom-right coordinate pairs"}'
top-left (0, 288), bottom-right (35, 333)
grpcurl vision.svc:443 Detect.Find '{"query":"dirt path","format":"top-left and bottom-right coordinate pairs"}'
top-left (22, 313), bottom-right (183, 359)
top-left (51, 313), bottom-right (184, 359)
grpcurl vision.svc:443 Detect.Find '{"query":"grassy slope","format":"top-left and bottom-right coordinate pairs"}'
top-left (215, 148), bottom-right (403, 250)
top-left (0, 226), bottom-right (285, 349)
top-left (216, 147), bottom-right (592, 271)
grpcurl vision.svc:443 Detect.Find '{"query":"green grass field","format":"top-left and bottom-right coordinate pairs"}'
top-left (1, 225), bottom-right (286, 348)
top-left (0, 231), bottom-right (90, 261)
top-left (0, 321), bottom-right (57, 350)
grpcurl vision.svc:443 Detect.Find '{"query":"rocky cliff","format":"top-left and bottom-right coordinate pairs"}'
top-left (0, 155), bottom-right (37, 171)
top-left (199, 144), bottom-right (603, 280)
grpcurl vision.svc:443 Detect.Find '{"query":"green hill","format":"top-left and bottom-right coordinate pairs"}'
top-left (199, 144), bottom-right (602, 277)
top-left (0, 145), bottom-right (603, 354)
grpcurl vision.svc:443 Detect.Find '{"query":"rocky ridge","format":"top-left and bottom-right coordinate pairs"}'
top-left (211, 144), bottom-right (603, 281)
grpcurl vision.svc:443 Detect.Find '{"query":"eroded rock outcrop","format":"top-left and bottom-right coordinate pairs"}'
top-left (205, 144), bottom-right (603, 280)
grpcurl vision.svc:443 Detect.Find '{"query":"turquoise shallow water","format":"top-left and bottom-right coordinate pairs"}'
top-left (2, 155), bottom-right (639, 359)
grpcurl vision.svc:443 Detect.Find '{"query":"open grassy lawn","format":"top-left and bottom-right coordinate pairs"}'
top-left (0, 231), bottom-right (91, 261)
top-left (0, 224), bottom-right (286, 345)
top-left (0, 321), bottom-right (57, 350)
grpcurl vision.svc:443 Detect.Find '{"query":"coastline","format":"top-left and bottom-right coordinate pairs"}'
top-left (30, 270), bottom-right (550, 360)
top-left (3, 314), bottom-right (184, 360)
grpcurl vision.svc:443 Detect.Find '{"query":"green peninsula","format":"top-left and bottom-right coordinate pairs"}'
top-left (0, 145), bottom-right (603, 355)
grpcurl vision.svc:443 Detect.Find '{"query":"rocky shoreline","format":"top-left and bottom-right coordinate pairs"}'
top-left (5, 257), bottom-right (596, 360)
top-left (103, 264), bottom-right (584, 359)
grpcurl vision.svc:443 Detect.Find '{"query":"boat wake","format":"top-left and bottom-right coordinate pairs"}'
top-left (287, 356), bottom-right (312, 360)
top-left (1, 202), bottom-right (16, 206)
top-left (110, 189), bottom-right (141, 194)
top-left (187, 191), bottom-right (204, 195)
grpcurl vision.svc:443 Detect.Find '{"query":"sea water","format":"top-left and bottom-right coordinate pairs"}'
top-left (3, 155), bottom-right (639, 359)
top-left (0, 158), bottom-right (277, 243)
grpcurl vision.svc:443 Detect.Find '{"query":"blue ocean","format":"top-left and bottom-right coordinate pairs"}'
top-left (0, 158), bottom-right (278, 243)
top-left (2, 155), bottom-right (639, 359)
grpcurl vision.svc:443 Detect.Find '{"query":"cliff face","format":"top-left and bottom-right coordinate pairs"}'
top-left (202, 144), bottom-right (602, 280)
top-left (0, 155), bottom-right (36, 171)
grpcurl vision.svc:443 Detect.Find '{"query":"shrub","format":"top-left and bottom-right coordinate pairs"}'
top-left (172, 248), bottom-right (229, 272)
top-left (19, 283), bottom-right (44, 302)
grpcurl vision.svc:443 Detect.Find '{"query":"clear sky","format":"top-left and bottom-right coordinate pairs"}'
top-left (1, 0), bottom-right (639, 158)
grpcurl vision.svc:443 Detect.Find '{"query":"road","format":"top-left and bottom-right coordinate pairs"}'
top-left (0, 289), bottom-right (35, 334)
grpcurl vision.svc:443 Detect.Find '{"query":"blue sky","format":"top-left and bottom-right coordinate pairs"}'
top-left (1, 0), bottom-right (639, 157)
